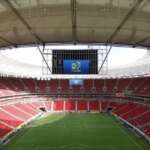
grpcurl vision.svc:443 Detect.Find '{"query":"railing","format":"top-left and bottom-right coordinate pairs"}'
top-left (114, 114), bottom-right (150, 143)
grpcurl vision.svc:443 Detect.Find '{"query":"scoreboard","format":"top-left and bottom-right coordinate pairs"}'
top-left (52, 50), bottom-right (98, 74)
top-left (63, 60), bottom-right (90, 74)
top-left (69, 79), bottom-right (83, 85)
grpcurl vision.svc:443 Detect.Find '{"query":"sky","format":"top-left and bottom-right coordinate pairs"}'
top-left (108, 46), bottom-right (147, 68)
top-left (0, 45), bottom-right (147, 68)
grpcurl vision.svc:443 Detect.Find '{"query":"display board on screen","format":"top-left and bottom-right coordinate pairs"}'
top-left (52, 50), bottom-right (98, 74)
top-left (63, 60), bottom-right (90, 74)
top-left (69, 79), bottom-right (83, 86)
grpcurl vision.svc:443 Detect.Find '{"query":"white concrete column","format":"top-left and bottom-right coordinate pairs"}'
top-left (64, 100), bottom-right (66, 112)
top-left (51, 101), bottom-right (54, 112)
top-left (75, 101), bottom-right (78, 112)
top-left (87, 101), bottom-right (90, 111)
top-left (99, 101), bottom-right (102, 112)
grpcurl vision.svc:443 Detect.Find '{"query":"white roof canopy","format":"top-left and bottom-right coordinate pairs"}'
top-left (0, 0), bottom-right (150, 48)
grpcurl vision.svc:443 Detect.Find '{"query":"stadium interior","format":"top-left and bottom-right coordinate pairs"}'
top-left (0, 0), bottom-right (150, 150)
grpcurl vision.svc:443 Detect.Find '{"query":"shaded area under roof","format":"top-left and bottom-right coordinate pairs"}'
top-left (0, 0), bottom-right (150, 49)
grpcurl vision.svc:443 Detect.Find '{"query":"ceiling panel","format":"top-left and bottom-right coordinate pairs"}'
top-left (0, 0), bottom-right (149, 48)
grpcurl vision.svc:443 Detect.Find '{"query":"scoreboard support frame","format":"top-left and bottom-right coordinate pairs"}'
top-left (40, 47), bottom-right (110, 79)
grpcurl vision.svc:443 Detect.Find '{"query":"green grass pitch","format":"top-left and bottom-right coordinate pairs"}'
top-left (3, 113), bottom-right (150, 150)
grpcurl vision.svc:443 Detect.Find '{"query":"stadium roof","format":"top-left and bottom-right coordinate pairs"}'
top-left (0, 0), bottom-right (150, 49)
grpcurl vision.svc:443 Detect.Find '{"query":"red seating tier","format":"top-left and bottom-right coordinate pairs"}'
top-left (0, 98), bottom-right (150, 139)
top-left (0, 77), bottom-right (150, 96)
top-left (53, 100), bottom-right (64, 111)
top-left (65, 100), bottom-right (75, 111)
top-left (77, 101), bottom-right (87, 111)
top-left (0, 122), bottom-right (12, 138)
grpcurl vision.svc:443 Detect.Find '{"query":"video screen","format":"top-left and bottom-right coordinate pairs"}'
top-left (69, 79), bottom-right (83, 86)
top-left (63, 60), bottom-right (90, 74)
top-left (52, 50), bottom-right (98, 74)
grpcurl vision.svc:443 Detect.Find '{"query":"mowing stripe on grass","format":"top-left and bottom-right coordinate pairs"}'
top-left (36, 144), bottom-right (117, 150)
top-left (3, 113), bottom-right (150, 150)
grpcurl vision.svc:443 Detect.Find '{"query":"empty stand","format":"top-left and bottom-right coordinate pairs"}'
top-left (65, 100), bottom-right (75, 111)
top-left (0, 100), bottom-right (149, 139)
top-left (77, 101), bottom-right (87, 111)
top-left (89, 101), bottom-right (100, 111)
top-left (0, 77), bottom-right (150, 96)
top-left (53, 100), bottom-right (64, 111)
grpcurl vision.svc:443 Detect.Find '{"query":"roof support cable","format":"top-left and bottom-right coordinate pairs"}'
top-left (0, 36), bottom-right (17, 48)
top-left (99, 0), bottom-right (143, 75)
top-left (3, 0), bottom-right (52, 74)
top-left (37, 45), bottom-right (52, 74)
top-left (98, 45), bottom-right (112, 74)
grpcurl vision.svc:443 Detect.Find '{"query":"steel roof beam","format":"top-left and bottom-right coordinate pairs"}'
top-left (98, 45), bottom-right (112, 74)
top-left (134, 35), bottom-right (150, 46)
top-left (0, 36), bottom-right (17, 47)
top-left (37, 45), bottom-right (52, 73)
top-left (107, 0), bottom-right (143, 43)
top-left (4, 0), bottom-right (44, 45)
top-left (71, 0), bottom-right (77, 44)
top-left (98, 0), bottom-right (143, 74)
top-left (3, 0), bottom-right (50, 73)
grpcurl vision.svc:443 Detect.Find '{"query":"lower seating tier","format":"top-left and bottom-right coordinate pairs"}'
top-left (0, 100), bottom-right (150, 140)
